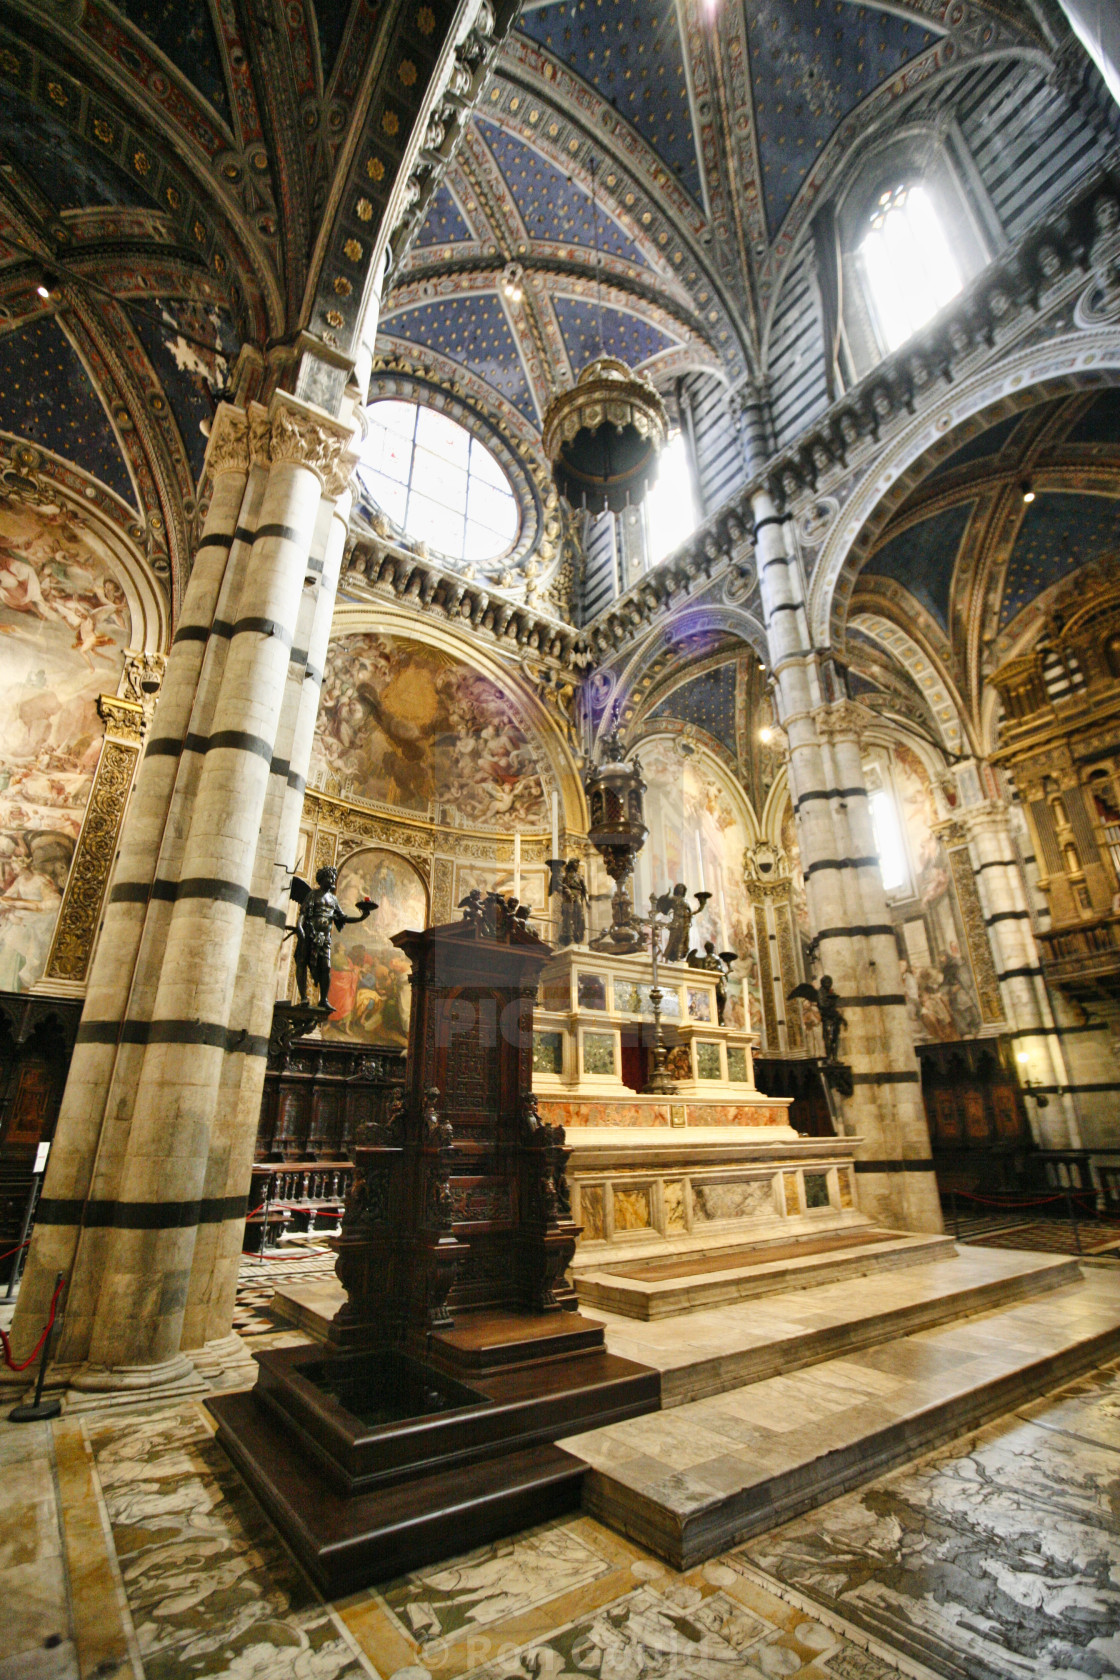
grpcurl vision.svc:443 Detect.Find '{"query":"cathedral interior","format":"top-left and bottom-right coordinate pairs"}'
top-left (3, 0), bottom-right (1120, 1676)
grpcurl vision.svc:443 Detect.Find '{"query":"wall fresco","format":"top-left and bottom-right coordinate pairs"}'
top-left (634, 737), bottom-right (759, 1032)
top-left (0, 500), bottom-right (129, 990)
top-left (323, 847), bottom-right (428, 1047)
top-left (891, 744), bottom-right (984, 1043)
top-left (310, 632), bottom-right (548, 827)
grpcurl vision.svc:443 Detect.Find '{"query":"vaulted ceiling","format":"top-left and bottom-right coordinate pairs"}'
top-left (846, 390), bottom-right (1120, 755)
top-left (379, 0), bottom-right (1045, 449)
top-left (0, 0), bottom-right (477, 593)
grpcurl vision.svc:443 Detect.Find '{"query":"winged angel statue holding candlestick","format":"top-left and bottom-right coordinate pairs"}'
top-left (656, 884), bottom-right (712, 963)
top-left (288, 866), bottom-right (376, 1006)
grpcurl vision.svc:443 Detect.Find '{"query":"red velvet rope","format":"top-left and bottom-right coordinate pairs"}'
top-left (0, 1238), bottom-right (30, 1265)
top-left (948, 1188), bottom-right (1100, 1210)
top-left (0, 1276), bottom-right (65, 1372)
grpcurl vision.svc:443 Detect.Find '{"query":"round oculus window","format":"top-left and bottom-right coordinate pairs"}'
top-left (359, 400), bottom-right (520, 564)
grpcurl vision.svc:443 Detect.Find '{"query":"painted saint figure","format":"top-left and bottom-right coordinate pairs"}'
top-left (289, 866), bottom-right (375, 1007)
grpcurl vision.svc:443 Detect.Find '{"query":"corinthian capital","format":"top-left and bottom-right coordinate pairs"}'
top-left (811, 699), bottom-right (875, 744)
top-left (268, 393), bottom-right (359, 495)
top-left (248, 402), bottom-right (272, 469)
top-left (204, 404), bottom-right (250, 479)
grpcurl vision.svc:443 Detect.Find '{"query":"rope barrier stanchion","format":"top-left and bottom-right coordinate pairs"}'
top-left (8, 1272), bottom-right (65, 1423)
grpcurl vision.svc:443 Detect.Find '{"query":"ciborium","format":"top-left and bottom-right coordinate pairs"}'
top-left (585, 734), bottom-right (647, 950)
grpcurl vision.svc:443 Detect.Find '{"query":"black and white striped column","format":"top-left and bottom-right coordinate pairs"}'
top-left (10, 408), bottom-right (254, 1369)
top-left (184, 468), bottom-right (356, 1363)
top-left (962, 802), bottom-right (1082, 1148)
top-left (755, 484), bottom-right (942, 1232)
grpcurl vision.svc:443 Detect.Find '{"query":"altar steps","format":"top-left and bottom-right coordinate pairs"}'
top-left (211, 1389), bottom-right (587, 1595)
top-left (588, 1245), bottom-right (1082, 1406)
top-left (574, 1227), bottom-right (956, 1320)
top-left (560, 1257), bottom-right (1120, 1570)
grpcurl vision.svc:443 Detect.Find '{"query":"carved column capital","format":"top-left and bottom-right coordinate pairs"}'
top-left (203, 404), bottom-right (250, 479)
top-left (248, 401), bottom-right (273, 469)
top-left (811, 699), bottom-right (875, 744)
top-left (268, 393), bottom-right (359, 495)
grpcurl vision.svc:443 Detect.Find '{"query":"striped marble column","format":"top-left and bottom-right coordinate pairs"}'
top-left (959, 802), bottom-right (1081, 1148)
top-left (184, 472), bottom-right (356, 1363)
top-left (62, 393), bottom-right (356, 1397)
top-left (10, 408), bottom-right (253, 1367)
top-left (755, 484), bottom-right (941, 1232)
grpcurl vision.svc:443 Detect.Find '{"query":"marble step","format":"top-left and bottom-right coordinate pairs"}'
top-left (575, 1229), bottom-right (957, 1319)
top-left (593, 1245), bottom-right (1082, 1407)
top-left (561, 1265), bottom-right (1120, 1571)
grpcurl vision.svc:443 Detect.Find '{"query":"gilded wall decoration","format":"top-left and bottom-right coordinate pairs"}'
top-left (0, 499), bottom-right (130, 990)
top-left (44, 733), bottom-right (138, 983)
top-left (946, 840), bottom-right (1006, 1025)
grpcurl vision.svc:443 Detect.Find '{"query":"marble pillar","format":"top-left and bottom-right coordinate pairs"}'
top-left (754, 482), bottom-right (941, 1232)
top-left (955, 802), bottom-right (1082, 1150)
top-left (9, 392), bottom-right (358, 1401)
top-left (184, 473), bottom-right (356, 1362)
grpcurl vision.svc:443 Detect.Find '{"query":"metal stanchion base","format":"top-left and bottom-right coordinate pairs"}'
top-left (8, 1396), bottom-right (61, 1422)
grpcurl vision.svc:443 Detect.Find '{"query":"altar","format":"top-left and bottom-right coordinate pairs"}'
top-left (529, 945), bottom-right (872, 1302)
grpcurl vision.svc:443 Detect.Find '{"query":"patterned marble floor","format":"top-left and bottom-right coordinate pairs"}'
top-left (4, 1355), bottom-right (1120, 1679)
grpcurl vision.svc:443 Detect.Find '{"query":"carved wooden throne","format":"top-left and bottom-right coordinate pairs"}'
top-left (329, 913), bottom-right (581, 1353)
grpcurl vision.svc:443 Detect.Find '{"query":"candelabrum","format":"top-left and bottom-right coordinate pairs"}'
top-left (585, 735), bottom-right (647, 950)
top-left (637, 892), bottom-right (676, 1096)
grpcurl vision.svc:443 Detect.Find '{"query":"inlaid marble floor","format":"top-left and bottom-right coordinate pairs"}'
top-left (5, 1356), bottom-right (1120, 1679)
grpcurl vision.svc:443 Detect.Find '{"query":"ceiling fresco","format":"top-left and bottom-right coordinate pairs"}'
top-left (413, 182), bottom-right (475, 250)
top-left (0, 317), bottom-right (134, 506)
top-left (517, 0), bottom-right (702, 201)
top-left (999, 494), bottom-right (1120, 629)
top-left (0, 96), bottom-right (155, 214)
top-left (551, 295), bottom-right (676, 375)
top-left (647, 659), bottom-right (738, 760)
top-left (127, 300), bottom-right (235, 483)
top-left (744, 0), bottom-right (940, 236)
top-left (379, 294), bottom-right (538, 421)
top-left (314, 0), bottom-right (357, 86)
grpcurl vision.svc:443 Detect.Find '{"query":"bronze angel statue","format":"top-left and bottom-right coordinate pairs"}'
top-left (288, 866), bottom-right (375, 1007)
top-left (656, 884), bottom-right (712, 963)
top-left (788, 974), bottom-right (845, 1063)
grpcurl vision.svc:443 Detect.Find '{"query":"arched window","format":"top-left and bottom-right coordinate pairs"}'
top-left (358, 400), bottom-right (520, 565)
top-left (859, 181), bottom-right (963, 353)
top-left (643, 432), bottom-right (699, 568)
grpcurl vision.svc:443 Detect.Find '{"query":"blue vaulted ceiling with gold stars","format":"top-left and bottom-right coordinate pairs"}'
top-left (0, 0), bottom-right (476, 600)
top-left (379, 0), bottom-right (1043, 479)
top-left (844, 392), bottom-right (1120, 756)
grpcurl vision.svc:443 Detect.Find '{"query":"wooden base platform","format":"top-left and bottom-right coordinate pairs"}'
top-left (207, 1313), bottom-right (659, 1595)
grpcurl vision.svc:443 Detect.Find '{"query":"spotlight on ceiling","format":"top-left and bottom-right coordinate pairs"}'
top-left (35, 280), bottom-right (52, 300)
top-left (1021, 480), bottom-right (1036, 504)
top-left (501, 260), bottom-right (524, 305)
top-left (759, 726), bottom-right (773, 744)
